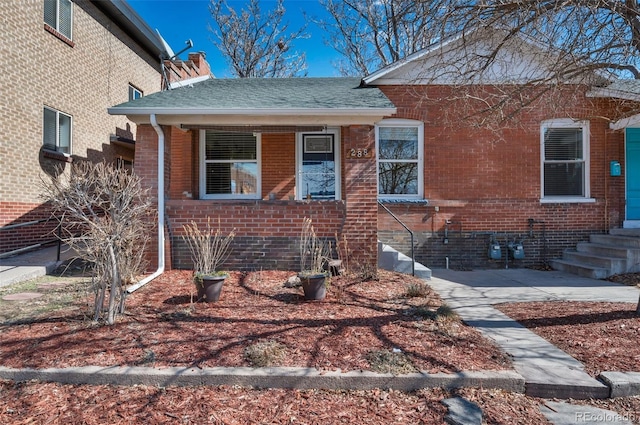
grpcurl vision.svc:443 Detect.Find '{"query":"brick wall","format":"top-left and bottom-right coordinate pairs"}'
top-left (376, 85), bottom-right (627, 268)
top-left (136, 124), bottom-right (381, 272)
top-left (167, 200), bottom-right (344, 271)
top-left (0, 0), bottom-right (161, 253)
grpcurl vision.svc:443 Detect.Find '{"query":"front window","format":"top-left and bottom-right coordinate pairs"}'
top-left (200, 131), bottom-right (260, 199)
top-left (297, 131), bottom-right (340, 200)
top-left (376, 119), bottom-right (424, 198)
top-left (541, 120), bottom-right (589, 200)
top-left (44, 0), bottom-right (73, 40)
top-left (43, 106), bottom-right (72, 154)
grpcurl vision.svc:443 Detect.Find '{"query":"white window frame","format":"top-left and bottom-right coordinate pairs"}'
top-left (129, 84), bottom-right (143, 101)
top-left (43, 106), bottom-right (72, 155)
top-left (375, 118), bottom-right (424, 200)
top-left (199, 130), bottom-right (262, 200)
top-left (540, 119), bottom-right (593, 203)
top-left (44, 0), bottom-right (73, 40)
top-left (296, 128), bottom-right (342, 200)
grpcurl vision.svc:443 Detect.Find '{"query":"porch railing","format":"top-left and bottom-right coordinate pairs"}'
top-left (378, 200), bottom-right (416, 276)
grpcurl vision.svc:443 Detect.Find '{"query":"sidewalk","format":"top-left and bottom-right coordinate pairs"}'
top-left (0, 243), bottom-right (75, 288)
top-left (430, 268), bottom-right (640, 424)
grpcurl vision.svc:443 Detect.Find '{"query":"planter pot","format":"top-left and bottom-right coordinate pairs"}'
top-left (194, 283), bottom-right (206, 302)
top-left (298, 273), bottom-right (327, 300)
top-left (201, 275), bottom-right (227, 302)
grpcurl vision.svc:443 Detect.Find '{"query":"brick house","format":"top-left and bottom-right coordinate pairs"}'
top-left (0, 0), bottom-right (210, 256)
top-left (109, 31), bottom-right (638, 275)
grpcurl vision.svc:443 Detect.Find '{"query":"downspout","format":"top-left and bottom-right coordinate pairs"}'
top-left (127, 114), bottom-right (165, 293)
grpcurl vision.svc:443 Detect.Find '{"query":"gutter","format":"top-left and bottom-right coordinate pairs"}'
top-left (126, 114), bottom-right (165, 293)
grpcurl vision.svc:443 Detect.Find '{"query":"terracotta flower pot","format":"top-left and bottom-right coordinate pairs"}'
top-left (298, 273), bottom-right (327, 300)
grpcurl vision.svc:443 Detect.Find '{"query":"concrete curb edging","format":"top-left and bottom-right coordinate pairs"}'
top-left (599, 372), bottom-right (640, 398)
top-left (0, 366), bottom-right (525, 392)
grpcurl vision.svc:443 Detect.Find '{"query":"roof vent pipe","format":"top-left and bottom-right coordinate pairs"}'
top-left (127, 114), bottom-right (165, 293)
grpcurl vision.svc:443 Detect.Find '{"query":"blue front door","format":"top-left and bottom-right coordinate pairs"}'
top-left (626, 129), bottom-right (640, 221)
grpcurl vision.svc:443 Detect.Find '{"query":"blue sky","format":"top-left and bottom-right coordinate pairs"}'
top-left (127, 0), bottom-right (343, 77)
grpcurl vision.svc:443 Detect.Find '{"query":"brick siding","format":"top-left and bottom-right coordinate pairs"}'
top-left (0, 0), bottom-right (160, 253)
top-left (376, 85), bottom-right (627, 268)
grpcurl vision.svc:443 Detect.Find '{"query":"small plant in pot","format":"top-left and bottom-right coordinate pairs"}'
top-left (182, 218), bottom-right (235, 303)
top-left (298, 217), bottom-right (330, 300)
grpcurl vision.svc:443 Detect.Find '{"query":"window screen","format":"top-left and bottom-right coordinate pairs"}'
top-left (203, 132), bottom-right (258, 196)
top-left (543, 126), bottom-right (585, 197)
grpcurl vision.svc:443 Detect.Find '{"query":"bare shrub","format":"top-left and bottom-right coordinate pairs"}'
top-left (41, 161), bottom-right (153, 325)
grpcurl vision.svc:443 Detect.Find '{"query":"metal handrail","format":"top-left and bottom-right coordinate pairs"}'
top-left (0, 217), bottom-right (62, 261)
top-left (377, 200), bottom-right (415, 276)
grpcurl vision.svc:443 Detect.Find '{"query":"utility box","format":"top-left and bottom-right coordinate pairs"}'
top-left (488, 242), bottom-right (502, 260)
top-left (508, 242), bottom-right (525, 260)
top-left (610, 160), bottom-right (621, 177)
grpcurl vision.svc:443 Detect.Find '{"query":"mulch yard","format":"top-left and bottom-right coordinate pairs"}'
top-left (0, 269), bottom-right (510, 373)
top-left (2, 268), bottom-right (640, 424)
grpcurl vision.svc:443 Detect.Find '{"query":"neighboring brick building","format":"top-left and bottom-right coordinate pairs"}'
top-left (0, 0), bottom-right (210, 256)
top-left (109, 30), bottom-right (637, 274)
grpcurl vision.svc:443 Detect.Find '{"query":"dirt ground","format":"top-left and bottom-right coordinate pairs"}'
top-left (1, 266), bottom-right (640, 424)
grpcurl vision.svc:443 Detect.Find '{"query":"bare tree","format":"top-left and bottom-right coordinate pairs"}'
top-left (318, 0), bottom-right (444, 76)
top-left (209, 0), bottom-right (308, 78)
top-left (415, 0), bottom-right (640, 128)
top-left (41, 161), bottom-right (153, 325)
top-left (320, 1), bottom-right (640, 129)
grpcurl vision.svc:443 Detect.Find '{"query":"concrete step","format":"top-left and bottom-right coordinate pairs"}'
top-left (549, 259), bottom-right (611, 279)
top-left (563, 250), bottom-right (628, 275)
top-left (610, 228), bottom-right (640, 237)
top-left (378, 242), bottom-right (432, 279)
top-left (590, 234), bottom-right (640, 249)
top-left (576, 242), bottom-right (633, 259)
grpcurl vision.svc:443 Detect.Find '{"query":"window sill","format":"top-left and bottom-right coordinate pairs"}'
top-left (540, 197), bottom-right (595, 204)
top-left (43, 149), bottom-right (73, 163)
top-left (44, 23), bottom-right (74, 47)
top-left (378, 198), bottom-right (429, 205)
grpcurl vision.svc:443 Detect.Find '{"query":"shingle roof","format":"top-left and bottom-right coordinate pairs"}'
top-left (109, 77), bottom-right (395, 113)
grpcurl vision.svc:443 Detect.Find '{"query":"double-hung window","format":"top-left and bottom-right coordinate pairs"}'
top-left (200, 131), bottom-right (260, 199)
top-left (44, 0), bottom-right (73, 40)
top-left (376, 119), bottom-right (424, 199)
top-left (541, 119), bottom-right (590, 201)
top-left (43, 106), bottom-right (72, 154)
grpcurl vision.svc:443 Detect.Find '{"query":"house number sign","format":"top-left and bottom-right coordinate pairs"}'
top-left (349, 148), bottom-right (373, 158)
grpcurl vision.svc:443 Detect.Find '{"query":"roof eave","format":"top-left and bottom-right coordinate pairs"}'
top-left (108, 107), bottom-right (397, 116)
top-left (93, 0), bottom-right (166, 59)
top-left (587, 87), bottom-right (640, 102)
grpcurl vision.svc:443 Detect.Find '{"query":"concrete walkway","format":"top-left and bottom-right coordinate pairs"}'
top-left (430, 269), bottom-right (640, 400)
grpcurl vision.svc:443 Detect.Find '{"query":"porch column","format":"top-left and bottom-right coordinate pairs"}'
top-left (342, 125), bottom-right (378, 270)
